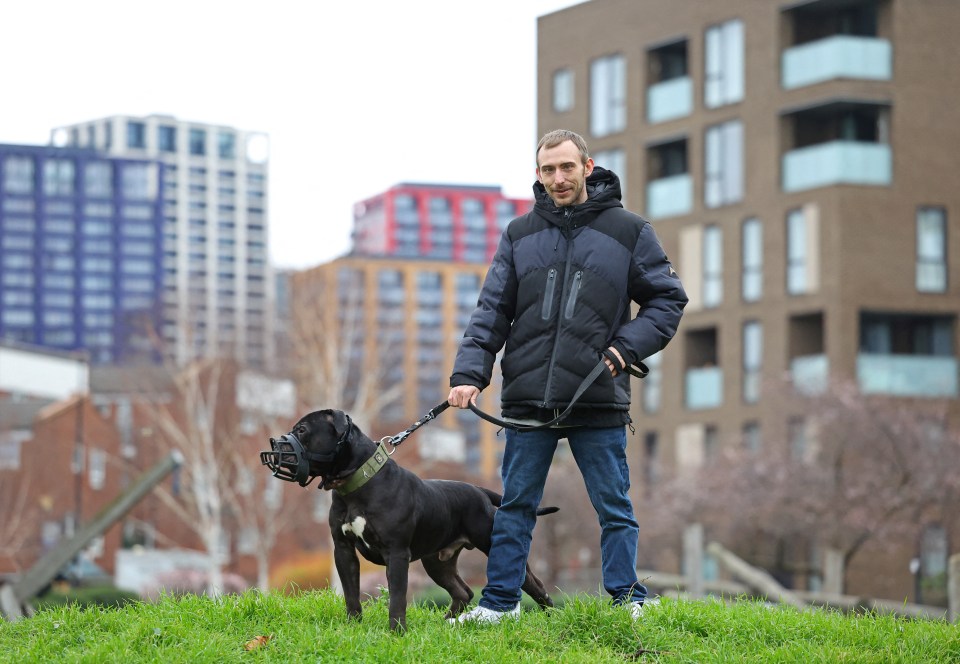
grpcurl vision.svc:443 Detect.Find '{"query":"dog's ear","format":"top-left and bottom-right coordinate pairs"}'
top-left (324, 410), bottom-right (352, 440)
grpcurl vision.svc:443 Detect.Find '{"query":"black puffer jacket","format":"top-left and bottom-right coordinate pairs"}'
top-left (450, 167), bottom-right (687, 423)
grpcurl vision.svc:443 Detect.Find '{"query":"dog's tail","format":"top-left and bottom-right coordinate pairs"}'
top-left (479, 487), bottom-right (559, 516)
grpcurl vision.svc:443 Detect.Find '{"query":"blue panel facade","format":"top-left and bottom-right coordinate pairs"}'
top-left (0, 143), bottom-right (165, 365)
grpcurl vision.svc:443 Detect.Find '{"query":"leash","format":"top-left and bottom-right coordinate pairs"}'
top-left (467, 356), bottom-right (648, 432)
top-left (380, 401), bottom-right (451, 455)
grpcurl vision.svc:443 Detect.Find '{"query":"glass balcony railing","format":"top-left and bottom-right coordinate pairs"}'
top-left (857, 353), bottom-right (959, 398)
top-left (782, 35), bottom-right (892, 90)
top-left (647, 76), bottom-right (693, 124)
top-left (646, 174), bottom-right (693, 219)
top-left (783, 141), bottom-right (891, 192)
top-left (685, 366), bottom-right (723, 410)
top-left (791, 354), bottom-right (829, 395)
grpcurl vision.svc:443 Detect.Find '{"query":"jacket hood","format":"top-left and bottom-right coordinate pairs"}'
top-left (532, 166), bottom-right (624, 227)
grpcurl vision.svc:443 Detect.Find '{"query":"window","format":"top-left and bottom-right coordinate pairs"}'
top-left (703, 225), bottom-right (722, 308)
top-left (127, 121), bottom-right (146, 149)
top-left (643, 431), bottom-right (659, 489)
top-left (189, 128), bottom-right (206, 156)
top-left (218, 132), bottom-right (236, 159)
top-left (3, 156), bottom-right (34, 193)
top-left (917, 207), bottom-right (946, 292)
top-left (742, 421), bottom-right (761, 453)
top-left (705, 19), bottom-right (744, 108)
top-left (741, 217), bottom-right (763, 302)
top-left (158, 125), bottom-right (177, 152)
top-left (592, 148), bottom-right (626, 199)
top-left (743, 320), bottom-right (762, 403)
top-left (590, 54), bottom-right (626, 137)
top-left (84, 162), bottom-right (112, 198)
top-left (642, 351), bottom-right (662, 414)
top-left (44, 159), bottom-right (75, 196)
top-left (787, 208), bottom-right (811, 295)
top-left (553, 68), bottom-right (574, 113)
top-left (705, 120), bottom-right (743, 207)
top-left (122, 164), bottom-right (155, 200)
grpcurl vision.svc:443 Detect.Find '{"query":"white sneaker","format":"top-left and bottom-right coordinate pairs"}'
top-left (449, 604), bottom-right (521, 625)
top-left (626, 596), bottom-right (660, 619)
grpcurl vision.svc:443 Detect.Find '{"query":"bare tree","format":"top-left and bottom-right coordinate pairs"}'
top-left (647, 377), bottom-right (960, 593)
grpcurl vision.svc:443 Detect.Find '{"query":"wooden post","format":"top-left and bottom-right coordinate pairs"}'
top-left (822, 548), bottom-right (844, 595)
top-left (949, 553), bottom-right (960, 624)
top-left (683, 523), bottom-right (704, 598)
top-left (707, 541), bottom-right (806, 609)
top-left (1, 452), bottom-right (182, 621)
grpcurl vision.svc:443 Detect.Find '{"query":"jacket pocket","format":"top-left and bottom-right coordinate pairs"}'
top-left (564, 270), bottom-right (583, 319)
top-left (541, 268), bottom-right (557, 320)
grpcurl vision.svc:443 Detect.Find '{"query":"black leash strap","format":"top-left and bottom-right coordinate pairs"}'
top-left (467, 357), bottom-right (648, 432)
top-left (383, 400), bottom-right (451, 453)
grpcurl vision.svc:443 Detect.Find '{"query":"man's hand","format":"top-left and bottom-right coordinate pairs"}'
top-left (448, 385), bottom-right (480, 409)
top-left (604, 346), bottom-right (625, 377)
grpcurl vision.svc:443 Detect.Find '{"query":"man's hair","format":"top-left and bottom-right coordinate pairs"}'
top-left (536, 129), bottom-right (590, 166)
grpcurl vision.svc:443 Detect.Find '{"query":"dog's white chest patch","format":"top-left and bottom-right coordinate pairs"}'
top-left (341, 516), bottom-right (368, 545)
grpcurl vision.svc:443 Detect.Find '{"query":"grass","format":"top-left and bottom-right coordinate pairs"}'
top-left (1, 590), bottom-right (958, 663)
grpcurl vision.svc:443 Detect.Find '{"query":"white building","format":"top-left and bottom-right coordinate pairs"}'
top-left (51, 115), bottom-right (275, 369)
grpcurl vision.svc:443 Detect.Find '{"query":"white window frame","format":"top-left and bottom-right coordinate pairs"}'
top-left (787, 208), bottom-right (807, 294)
top-left (916, 207), bottom-right (947, 292)
top-left (553, 68), bottom-right (574, 113)
top-left (742, 320), bottom-right (762, 404)
top-left (593, 148), bottom-right (626, 200)
top-left (741, 217), bottom-right (763, 302)
top-left (703, 225), bottom-right (723, 308)
top-left (705, 19), bottom-right (744, 108)
top-left (705, 120), bottom-right (743, 208)
top-left (590, 54), bottom-right (627, 137)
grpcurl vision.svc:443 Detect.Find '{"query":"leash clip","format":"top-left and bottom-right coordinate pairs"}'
top-left (380, 436), bottom-right (399, 456)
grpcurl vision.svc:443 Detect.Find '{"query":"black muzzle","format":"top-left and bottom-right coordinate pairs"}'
top-left (260, 415), bottom-right (352, 487)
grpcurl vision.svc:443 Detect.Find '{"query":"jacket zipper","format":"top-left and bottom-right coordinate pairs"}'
top-left (564, 270), bottom-right (582, 319)
top-left (542, 210), bottom-right (575, 407)
top-left (541, 268), bottom-right (557, 320)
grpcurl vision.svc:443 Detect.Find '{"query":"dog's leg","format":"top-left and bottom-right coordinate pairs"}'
top-left (521, 564), bottom-right (554, 609)
top-left (332, 530), bottom-right (363, 621)
top-left (420, 552), bottom-right (473, 620)
top-left (384, 549), bottom-right (411, 632)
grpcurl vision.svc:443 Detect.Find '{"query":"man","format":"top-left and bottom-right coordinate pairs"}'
top-left (448, 129), bottom-right (687, 623)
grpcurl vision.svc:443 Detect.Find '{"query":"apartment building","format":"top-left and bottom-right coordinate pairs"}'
top-left (291, 256), bottom-right (502, 480)
top-left (352, 182), bottom-right (530, 263)
top-left (0, 144), bottom-right (164, 364)
top-left (51, 115), bottom-right (275, 370)
top-left (538, 0), bottom-right (959, 600)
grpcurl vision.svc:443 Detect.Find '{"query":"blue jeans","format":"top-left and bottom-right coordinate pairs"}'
top-left (479, 426), bottom-right (646, 610)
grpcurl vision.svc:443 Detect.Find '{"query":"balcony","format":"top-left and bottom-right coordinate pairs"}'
top-left (646, 174), bottom-right (693, 219)
top-left (647, 76), bottom-right (693, 124)
top-left (783, 141), bottom-right (891, 192)
top-left (685, 367), bottom-right (723, 410)
top-left (782, 36), bottom-right (892, 89)
top-left (857, 354), bottom-right (959, 398)
top-left (791, 354), bottom-right (829, 395)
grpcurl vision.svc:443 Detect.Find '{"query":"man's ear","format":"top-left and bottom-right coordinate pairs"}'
top-left (583, 157), bottom-right (595, 177)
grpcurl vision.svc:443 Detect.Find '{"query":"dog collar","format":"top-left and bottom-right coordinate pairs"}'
top-left (331, 442), bottom-right (390, 495)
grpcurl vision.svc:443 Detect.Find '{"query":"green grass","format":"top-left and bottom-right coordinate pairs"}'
top-left (1, 591), bottom-right (958, 663)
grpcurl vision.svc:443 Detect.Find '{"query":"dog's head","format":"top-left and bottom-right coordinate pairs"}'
top-left (260, 409), bottom-right (353, 487)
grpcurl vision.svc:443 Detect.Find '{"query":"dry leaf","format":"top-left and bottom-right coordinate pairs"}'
top-left (244, 635), bottom-right (273, 651)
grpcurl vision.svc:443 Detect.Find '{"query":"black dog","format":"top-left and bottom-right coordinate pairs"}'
top-left (261, 408), bottom-right (556, 631)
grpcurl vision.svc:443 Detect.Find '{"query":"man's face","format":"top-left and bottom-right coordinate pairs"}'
top-left (536, 140), bottom-right (594, 207)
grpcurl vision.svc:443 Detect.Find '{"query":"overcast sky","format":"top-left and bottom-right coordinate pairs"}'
top-left (0, 0), bottom-right (583, 270)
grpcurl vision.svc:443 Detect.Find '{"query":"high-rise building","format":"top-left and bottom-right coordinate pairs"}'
top-left (539, 0), bottom-right (959, 600)
top-left (290, 256), bottom-right (503, 480)
top-left (0, 143), bottom-right (164, 364)
top-left (51, 115), bottom-right (275, 369)
top-left (352, 182), bottom-right (531, 262)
